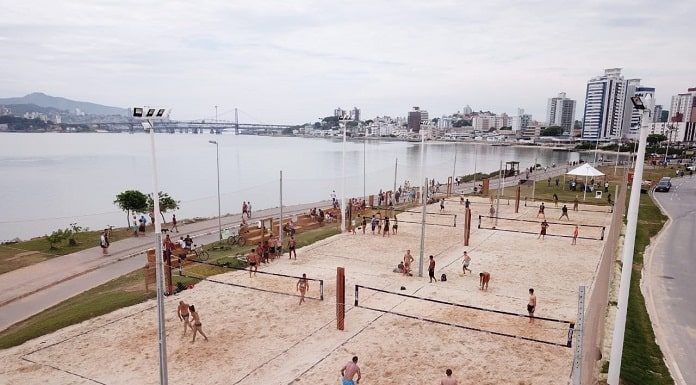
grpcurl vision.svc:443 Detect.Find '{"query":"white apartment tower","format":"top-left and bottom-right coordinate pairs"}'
top-left (545, 92), bottom-right (576, 133)
top-left (581, 68), bottom-right (627, 140)
top-left (669, 88), bottom-right (696, 123)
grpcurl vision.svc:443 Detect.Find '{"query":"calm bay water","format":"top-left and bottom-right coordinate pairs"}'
top-left (0, 133), bottom-right (581, 240)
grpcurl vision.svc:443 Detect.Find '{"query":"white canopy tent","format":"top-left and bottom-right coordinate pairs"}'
top-left (566, 163), bottom-right (605, 200)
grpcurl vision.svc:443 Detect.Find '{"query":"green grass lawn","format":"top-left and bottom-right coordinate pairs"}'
top-left (0, 225), bottom-right (339, 350)
top-left (618, 193), bottom-right (672, 385)
top-left (0, 228), bottom-right (132, 274)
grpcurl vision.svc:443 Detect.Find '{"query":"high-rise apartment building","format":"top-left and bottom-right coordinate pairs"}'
top-left (408, 106), bottom-right (429, 132)
top-left (668, 88), bottom-right (696, 123)
top-left (351, 107), bottom-right (361, 122)
top-left (653, 105), bottom-right (663, 123)
top-left (622, 82), bottom-right (655, 140)
top-left (462, 105), bottom-right (473, 115)
top-left (511, 109), bottom-right (531, 132)
top-left (545, 92), bottom-right (576, 133)
top-left (581, 68), bottom-right (627, 140)
top-left (334, 107), bottom-right (346, 119)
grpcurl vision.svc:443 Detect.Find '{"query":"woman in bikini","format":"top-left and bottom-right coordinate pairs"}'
top-left (296, 273), bottom-right (309, 305)
top-left (189, 305), bottom-right (208, 342)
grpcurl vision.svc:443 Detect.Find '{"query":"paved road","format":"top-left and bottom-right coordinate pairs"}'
top-left (646, 175), bottom-right (696, 385)
top-left (0, 164), bottom-right (575, 332)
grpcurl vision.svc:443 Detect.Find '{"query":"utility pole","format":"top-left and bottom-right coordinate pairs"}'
top-left (496, 160), bottom-right (502, 227)
top-left (279, 171), bottom-right (283, 248)
top-left (341, 122), bottom-right (346, 233)
top-left (214, 105), bottom-right (218, 123)
top-left (451, 148), bottom-right (457, 194)
top-left (393, 158), bottom-right (398, 194)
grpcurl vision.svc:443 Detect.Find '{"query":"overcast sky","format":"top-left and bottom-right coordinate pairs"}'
top-left (1, 0), bottom-right (694, 123)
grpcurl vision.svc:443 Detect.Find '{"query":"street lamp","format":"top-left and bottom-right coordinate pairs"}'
top-left (607, 95), bottom-right (651, 385)
top-left (132, 106), bottom-right (170, 385)
top-left (208, 140), bottom-right (222, 240)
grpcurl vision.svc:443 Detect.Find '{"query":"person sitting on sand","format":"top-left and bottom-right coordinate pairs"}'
top-left (393, 261), bottom-right (405, 273)
top-left (441, 369), bottom-right (458, 385)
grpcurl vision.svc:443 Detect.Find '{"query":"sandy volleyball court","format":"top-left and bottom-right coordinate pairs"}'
top-left (0, 196), bottom-right (613, 385)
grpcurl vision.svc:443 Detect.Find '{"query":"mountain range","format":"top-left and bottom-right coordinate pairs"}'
top-left (0, 92), bottom-right (128, 116)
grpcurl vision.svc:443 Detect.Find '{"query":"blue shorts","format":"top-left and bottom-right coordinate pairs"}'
top-left (342, 379), bottom-right (355, 385)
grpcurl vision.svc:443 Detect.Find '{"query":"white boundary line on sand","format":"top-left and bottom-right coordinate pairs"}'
top-left (641, 186), bottom-right (687, 385)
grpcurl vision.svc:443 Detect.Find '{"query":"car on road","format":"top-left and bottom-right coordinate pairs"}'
top-left (655, 178), bottom-right (672, 192)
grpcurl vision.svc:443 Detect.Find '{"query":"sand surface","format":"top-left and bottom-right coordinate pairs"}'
top-left (0, 196), bottom-right (613, 385)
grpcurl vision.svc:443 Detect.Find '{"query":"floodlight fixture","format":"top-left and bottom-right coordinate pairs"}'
top-left (208, 140), bottom-right (218, 144)
top-left (630, 96), bottom-right (645, 110)
top-left (131, 107), bottom-right (171, 121)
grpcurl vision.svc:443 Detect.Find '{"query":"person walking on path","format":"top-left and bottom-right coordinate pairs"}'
top-left (132, 215), bottom-right (139, 237)
top-left (440, 369), bottom-right (458, 385)
top-left (573, 196), bottom-right (579, 212)
top-left (340, 356), bottom-right (361, 385)
top-left (440, 198), bottom-right (445, 212)
top-left (462, 251), bottom-right (472, 275)
top-left (171, 214), bottom-right (179, 233)
top-left (189, 305), bottom-right (208, 342)
top-left (553, 193), bottom-right (559, 207)
top-left (428, 255), bottom-right (437, 283)
top-left (100, 229), bottom-right (110, 256)
top-left (242, 201), bottom-right (248, 218)
top-left (297, 273), bottom-right (309, 305)
top-left (248, 201), bottom-right (252, 218)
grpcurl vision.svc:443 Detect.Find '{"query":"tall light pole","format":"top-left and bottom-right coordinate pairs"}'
top-left (663, 125), bottom-right (673, 165)
top-left (209, 140), bottom-right (222, 240)
top-left (419, 129), bottom-right (426, 203)
top-left (132, 107), bottom-right (170, 385)
top-left (214, 105), bottom-right (218, 123)
top-left (363, 131), bottom-right (367, 202)
top-left (340, 115), bottom-right (348, 233)
top-left (608, 95), bottom-right (651, 385)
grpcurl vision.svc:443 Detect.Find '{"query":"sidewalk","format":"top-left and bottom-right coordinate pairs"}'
top-left (0, 200), bottom-right (329, 331)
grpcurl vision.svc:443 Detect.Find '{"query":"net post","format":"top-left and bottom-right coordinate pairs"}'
top-left (165, 253), bottom-right (173, 295)
top-left (478, 215), bottom-right (481, 229)
top-left (453, 214), bottom-right (457, 227)
top-left (320, 279), bottom-right (324, 301)
top-left (571, 286), bottom-right (585, 385)
top-left (515, 185), bottom-right (521, 213)
top-left (354, 285), bottom-right (359, 306)
top-left (337, 267), bottom-right (345, 331)
top-left (601, 226), bottom-right (605, 240)
top-left (464, 208), bottom-right (471, 246)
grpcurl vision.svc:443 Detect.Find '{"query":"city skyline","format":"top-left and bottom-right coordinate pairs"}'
top-left (1, 0), bottom-right (694, 123)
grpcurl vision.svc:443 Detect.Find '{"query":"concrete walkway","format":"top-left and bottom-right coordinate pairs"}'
top-left (0, 164), bottom-right (575, 332)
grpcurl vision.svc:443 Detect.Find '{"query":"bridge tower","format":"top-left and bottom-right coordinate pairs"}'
top-left (235, 107), bottom-right (239, 135)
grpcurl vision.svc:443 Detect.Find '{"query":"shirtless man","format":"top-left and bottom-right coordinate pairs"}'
top-left (537, 202), bottom-right (546, 219)
top-left (288, 236), bottom-right (297, 259)
top-left (572, 225), bottom-right (579, 245)
top-left (189, 305), bottom-right (208, 342)
top-left (247, 249), bottom-right (259, 277)
top-left (479, 272), bottom-right (491, 290)
top-left (428, 255), bottom-right (437, 283)
top-left (573, 195), bottom-right (579, 211)
top-left (403, 250), bottom-right (414, 276)
top-left (461, 251), bottom-right (472, 275)
top-left (441, 369), bottom-right (458, 385)
top-left (177, 301), bottom-right (193, 335)
top-left (296, 273), bottom-right (309, 305)
top-left (340, 356), bottom-right (361, 385)
top-left (528, 288), bottom-right (537, 323)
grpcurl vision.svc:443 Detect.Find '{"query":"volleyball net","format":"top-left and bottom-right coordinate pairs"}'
top-left (478, 215), bottom-right (606, 240)
top-left (354, 285), bottom-right (574, 348)
top-left (387, 207), bottom-right (457, 227)
top-left (176, 259), bottom-right (324, 301)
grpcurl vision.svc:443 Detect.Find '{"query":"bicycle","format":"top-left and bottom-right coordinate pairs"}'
top-left (225, 228), bottom-right (247, 247)
top-left (191, 244), bottom-right (210, 261)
